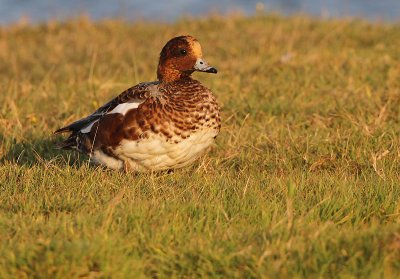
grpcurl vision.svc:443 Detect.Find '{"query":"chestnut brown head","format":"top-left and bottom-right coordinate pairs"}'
top-left (157, 35), bottom-right (217, 83)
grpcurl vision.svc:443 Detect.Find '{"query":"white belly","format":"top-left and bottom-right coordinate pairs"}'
top-left (92, 129), bottom-right (218, 171)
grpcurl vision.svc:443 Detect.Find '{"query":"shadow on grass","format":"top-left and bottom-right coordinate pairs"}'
top-left (1, 134), bottom-right (88, 168)
top-left (1, 134), bottom-right (212, 175)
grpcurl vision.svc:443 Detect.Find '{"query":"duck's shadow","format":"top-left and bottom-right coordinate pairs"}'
top-left (1, 134), bottom-right (206, 175)
top-left (1, 134), bottom-right (88, 168)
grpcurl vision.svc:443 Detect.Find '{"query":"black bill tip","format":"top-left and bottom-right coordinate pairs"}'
top-left (205, 67), bottom-right (218, 74)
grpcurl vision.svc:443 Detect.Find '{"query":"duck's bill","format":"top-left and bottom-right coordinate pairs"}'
top-left (194, 58), bottom-right (218, 74)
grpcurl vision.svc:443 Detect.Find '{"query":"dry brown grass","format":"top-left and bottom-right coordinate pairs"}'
top-left (0, 14), bottom-right (400, 278)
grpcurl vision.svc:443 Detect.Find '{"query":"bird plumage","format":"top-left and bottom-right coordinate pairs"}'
top-left (55, 35), bottom-right (220, 171)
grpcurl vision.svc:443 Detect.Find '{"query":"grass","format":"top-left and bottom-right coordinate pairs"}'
top-left (0, 14), bottom-right (400, 278)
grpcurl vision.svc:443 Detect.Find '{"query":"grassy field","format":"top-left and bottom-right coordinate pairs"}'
top-left (0, 14), bottom-right (400, 278)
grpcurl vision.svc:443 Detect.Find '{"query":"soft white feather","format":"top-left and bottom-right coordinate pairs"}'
top-left (115, 129), bottom-right (218, 171)
top-left (109, 102), bottom-right (141, 115)
top-left (92, 150), bottom-right (123, 170)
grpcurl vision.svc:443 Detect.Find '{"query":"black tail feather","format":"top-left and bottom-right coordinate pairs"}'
top-left (54, 126), bottom-right (71, 135)
top-left (55, 134), bottom-right (77, 150)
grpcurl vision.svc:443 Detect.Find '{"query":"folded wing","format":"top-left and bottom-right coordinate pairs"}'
top-left (54, 81), bottom-right (159, 150)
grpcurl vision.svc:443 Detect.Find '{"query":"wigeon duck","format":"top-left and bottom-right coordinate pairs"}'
top-left (55, 35), bottom-right (221, 171)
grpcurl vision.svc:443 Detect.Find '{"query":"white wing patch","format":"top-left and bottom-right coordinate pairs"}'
top-left (80, 101), bottom-right (143, 134)
top-left (80, 120), bottom-right (98, 134)
top-left (109, 101), bottom-right (142, 115)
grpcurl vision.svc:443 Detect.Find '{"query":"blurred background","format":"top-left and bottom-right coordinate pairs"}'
top-left (0, 0), bottom-right (399, 25)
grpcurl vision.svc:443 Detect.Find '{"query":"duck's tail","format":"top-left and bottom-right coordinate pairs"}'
top-left (54, 131), bottom-right (93, 154)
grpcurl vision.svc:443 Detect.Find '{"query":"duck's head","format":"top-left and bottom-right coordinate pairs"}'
top-left (157, 35), bottom-right (217, 83)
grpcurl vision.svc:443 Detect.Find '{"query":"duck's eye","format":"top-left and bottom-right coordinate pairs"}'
top-left (179, 49), bottom-right (187, 55)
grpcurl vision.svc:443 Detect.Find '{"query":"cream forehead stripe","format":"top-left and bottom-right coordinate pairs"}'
top-left (188, 39), bottom-right (203, 58)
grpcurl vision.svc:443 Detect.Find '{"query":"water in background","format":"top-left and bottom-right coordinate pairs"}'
top-left (0, 0), bottom-right (399, 25)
